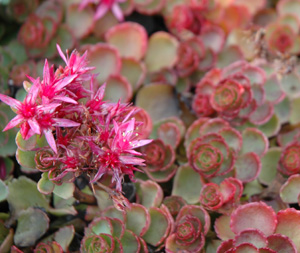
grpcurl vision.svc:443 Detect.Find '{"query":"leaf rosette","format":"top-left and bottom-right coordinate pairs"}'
top-left (278, 142), bottom-right (300, 176)
top-left (165, 205), bottom-right (210, 252)
top-left (188, 133), bottom-right (235, 179)
top-left (140, 139), bottom-right (176, 182)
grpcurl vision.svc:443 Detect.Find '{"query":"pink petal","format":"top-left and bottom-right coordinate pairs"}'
top-left (119, 156), bottom-right (145, 165)
top-left (126, 118), bottom-right (135, 135)
top-left (56, 44), bottom-right (67, 64)
top-left (28, 119), bottom-right (41, 134)
top-left (43, 59), bottom-right (50, 85)
top-left (39, 103), bottom-right (61, 112)
top-left (27, 81), bottom-right (40, 102)
top-left (0, 94), bottom-right (21, 108)
top-left (90, 166), bottom-right (106, 183)
top-left (44, 129), bottom-right (57, 154)
top-left (3, 115), bottom-right (23, 131)
top-left (125, 150), bottom-right (143, 156)
top-left (131, 139), bottom-right (153, 148)
top-left (95, 82), bottom-right (106, 100)
top-left (94, 4), bottom-right (109, 20)
top-left (55, 74), bottom-right (77, 90)
top-left (53, 118), bottom-right (80, 127)
top-left (111, 4), bottom-right (124, 21)
top-left (54, 96), bottom-right (78, 104)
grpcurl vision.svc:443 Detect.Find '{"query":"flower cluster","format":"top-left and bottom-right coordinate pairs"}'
top-left (0, 45), bottom-right (151, 191)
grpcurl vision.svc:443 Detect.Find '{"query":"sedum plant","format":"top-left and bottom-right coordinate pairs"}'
top-left (2, 0), bottom-right (300, 252)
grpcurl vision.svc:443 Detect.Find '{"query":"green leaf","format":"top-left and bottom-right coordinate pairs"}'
top-left (15, 131), bottom-right (37, 151)
top-left (241, 128), bottom-right (268, 157)
top-left (105, 22), bottom-right (148, 61)
top-left (16, 148), bottom-right (36, 169)
top-left (142, 207), bottom-right (169, 246)
top-left (0, 104), bottom-right (17, 157)
top-left (120, 230), bottom-right (140, 253)
top-left (54, 225), bottom-right (75, 252)
top-left (14, 208), bottom-right (49, 247)
top-left (136, 180), bottom-right (163, 209)
top-left (280, 174), bottom-right (300, 203)
top-left (135, 84), bottom-right (179, 123)
top-left (172, 164), bottom-right (203, 204)
top-left (7, 176), bottom-right (49, 216)
top-left (37, 172), bottom-right (55, 195)
top-left (145, 31), bottom-right (179, 72)
top-left (53, 183), bottom-right (75, 199)
top-left (259, 147), bottom-right (281, 185)
top-left (290, 97), bottom-right (300, 124)
top-left (125, 204), bottom-right (150, 237)
top-left (0, 179), bottom-right (8, 202)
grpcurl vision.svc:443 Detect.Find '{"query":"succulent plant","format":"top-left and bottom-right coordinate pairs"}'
top-left (2, 0), bottom-right (300, 252)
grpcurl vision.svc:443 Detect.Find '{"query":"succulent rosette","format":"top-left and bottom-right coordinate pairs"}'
top-left (150, 117), bottom-right (186, 149)
top-left (185, 118), bottom-right (267, 183)
top-left (163, 195), bottom-right (187, 219)
top-left (215, 202), bottom-right (300, 253)
top-left (165, 205), bottom-right (210, 252)
top-left (165, 1), bottom-right (209, 38)
top-left (193, 61), bottom-right (284, 126)
top-left (187, 130), bottom-right (236, 179)
top-left (199, 177), bottom-right (243, 213)
top-left (278, 141), bottom-right (300, 176)
top-left (5, 0), bottom-right (39, 23)
top-left (265, 22), bottom-right (300, 55)
top-left (33, 241), bottom-right (63, 253)
top-left (139, 139), bottom-right (177, 182)
top-left (175, 37), bottom-right (205, 78)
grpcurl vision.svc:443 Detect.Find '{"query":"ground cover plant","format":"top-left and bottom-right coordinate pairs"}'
top-left (1, 0), bottom-right (300, 252)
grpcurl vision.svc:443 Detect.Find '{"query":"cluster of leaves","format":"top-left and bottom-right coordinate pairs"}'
top-left (2, 0), bottom-right (300, 252)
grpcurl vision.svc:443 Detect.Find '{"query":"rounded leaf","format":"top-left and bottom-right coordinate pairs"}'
top-left (125, 203), bottom-right (150, 237)
top-left (241, 128), bottom-right (268, 157)
top-left (120, 230), bottom-right (140, 253)
top-left (215, 215), bottom-right (235, 241)
top-left (234, 229), bottom-right (268, 248)
top-left (83, 43), bottom-right (121, 84)
top-left (105, 22), bottom-right (147, 61)
top-left (14, 208), bottom-right (49, 247)
top-left (145, 32), bottom-right (179, 72)
top-left (259, 147), bottom-right (281, 185)
top-left (280, 175), bottom-right (300, 203)
top-left (53, 182), bottom-right (75, 200)
top-left (142, 207), bottom-right (171, 246)
top-left (267, 234), bottom-right (297, 253)
top-left (172, 164), bottom-right (204, 204)
top-left (121, 57), bottom-right (145, 91)
top-left (37, 172), bottom-right (55, 195)
top-left (230, 202), bottom-right (277, 236)
top-left (235, 152), bottom-right (261, 183)
top-left (65, 4), bottom-right (94, 39)
top-left (275, 208), bottom-right (300, 252)
top-left (136, 180), bottom-right (163, 208)
top-left (7, 176), bottom-right (49, 216)
top-left (135, 83), bottom-right (179, 123)
top-left (104, 74), bottom-right (132, 103)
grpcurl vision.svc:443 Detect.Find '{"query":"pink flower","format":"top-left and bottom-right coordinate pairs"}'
top-left (79, 0), bottom-right (126, 21)
top-left (89, 118), bottom-right (152, 191)
top-left (0, 87), bottom-right (79, 153)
